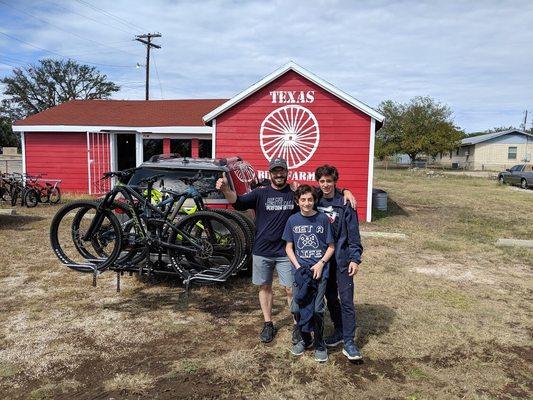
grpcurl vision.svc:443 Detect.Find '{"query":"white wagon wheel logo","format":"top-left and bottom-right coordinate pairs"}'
top-left (233, 161), bottom-right (256, 183)
top-left (260, 105), bottom-right (320, 169)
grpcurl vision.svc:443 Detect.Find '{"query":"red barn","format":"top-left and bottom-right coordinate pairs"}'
top-left (13, 62), bottom-right (384, 221)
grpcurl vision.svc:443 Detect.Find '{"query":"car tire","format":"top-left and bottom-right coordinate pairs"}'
top-left (521, 178), bottom-right (527, 189)
top-left (498, 175), bottom-right (505, 185)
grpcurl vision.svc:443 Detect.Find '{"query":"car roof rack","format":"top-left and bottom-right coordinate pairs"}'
top-left (148, 153), bottom-right (182, 162)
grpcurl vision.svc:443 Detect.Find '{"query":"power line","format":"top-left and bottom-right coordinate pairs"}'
top-left (43, 0), bottom-right (136, 36)
top-left (0, 0), bottom-right (139, 58)
top-left (153, 52), bottom-right (163, 99)
top-left (74, 0), bottom-right (148, 33)
top-left (0, 31), bottom-right (134, 69)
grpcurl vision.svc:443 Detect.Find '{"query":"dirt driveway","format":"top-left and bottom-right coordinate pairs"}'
top-left (1, 169), bottom-right (532, 399)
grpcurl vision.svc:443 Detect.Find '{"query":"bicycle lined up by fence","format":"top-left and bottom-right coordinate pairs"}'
top-left (1, 172), bottom-right (62, 207)
top-left (49, 168), bottom-right (254, 289)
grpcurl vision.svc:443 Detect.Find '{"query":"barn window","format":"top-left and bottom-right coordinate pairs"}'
top-left (170, 139), bottom-right (192, 157)
top-left (199, 140), bottom-right (212, 158)
top-left (143, 139), bottom-right (163, 161)
top-left (508, 147), bottom-right (517, 160)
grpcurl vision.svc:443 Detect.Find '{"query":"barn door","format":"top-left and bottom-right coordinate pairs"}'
top-left (87, 132), bottom-right (111, 195)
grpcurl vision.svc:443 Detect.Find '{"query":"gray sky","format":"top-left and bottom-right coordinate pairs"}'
top-left (1, 0), bottom-right (532, 132)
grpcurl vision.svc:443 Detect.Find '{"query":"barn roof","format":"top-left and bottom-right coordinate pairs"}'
top-left (13, 99), bottom-right (227, 131)
top-left (202, 61), bottom-right (385, 125)
top-left (461, 129), bottom-right (533, 146)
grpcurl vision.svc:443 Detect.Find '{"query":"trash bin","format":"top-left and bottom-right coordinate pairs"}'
top-left (372, 189), bottom-right (388, 211)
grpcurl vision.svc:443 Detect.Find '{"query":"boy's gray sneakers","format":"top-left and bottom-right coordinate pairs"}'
top-left (291, 324), bottom-right (302, 345)
top-left (324, 331), bottom-right (343, 347)
top-left (343, 341), bottom-right (363, 360)
top-left (314, 348), bottom-right (328, 362)
top-left (291, 340), bottom-right (313, 356)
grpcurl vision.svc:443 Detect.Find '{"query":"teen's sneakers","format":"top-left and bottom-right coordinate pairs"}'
top-left (343, 341), bottom-right (363, 360)
top-left (324, 331), bottom-right (344, 347)
top-left (291, 340), bottom-right (313, 356)
top-left (291, 324), bottom-right (302, 345)
top-left (259, 322), bottom-right (277, 343)
top-left (314, 348), bottom-right (328, 363)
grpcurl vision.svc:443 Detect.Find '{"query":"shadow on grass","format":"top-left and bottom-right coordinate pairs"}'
top-left (356, 303), bottom-right (396, 349)
top-left (372, 197), bottom-right (409, 221)
top-left (102, 274), bottom-right (260, 317)
top-left (0, 214), bottom-right (45, 230)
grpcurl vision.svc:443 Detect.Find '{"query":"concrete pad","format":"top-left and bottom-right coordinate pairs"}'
top-left (496, 239), bottom-right (533, 248)
top-left (360, 231), bottom-right (407, 240)
top-left (0, 208), bottom-right (17, 216)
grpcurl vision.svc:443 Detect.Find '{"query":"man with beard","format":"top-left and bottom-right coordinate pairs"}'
top-left (216, 158), bottom-right (356, 344)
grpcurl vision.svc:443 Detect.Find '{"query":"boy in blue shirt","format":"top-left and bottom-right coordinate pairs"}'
top-left (283, 185), bottom-right (335, 362)
top-left (315, 165), bottom-right (363, 361)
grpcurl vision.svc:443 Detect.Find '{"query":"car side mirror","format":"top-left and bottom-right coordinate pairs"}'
top-left (505, 169), bottom-right (510, 172)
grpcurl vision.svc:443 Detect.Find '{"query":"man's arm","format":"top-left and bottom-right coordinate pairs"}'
top-left (216, 175), bottom-right (237, 204)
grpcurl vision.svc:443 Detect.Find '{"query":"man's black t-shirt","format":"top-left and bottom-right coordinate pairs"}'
top-left (234, 185), bottom-right (296, 257)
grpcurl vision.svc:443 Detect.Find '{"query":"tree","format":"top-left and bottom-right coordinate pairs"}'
top-left (376, 97), bottom-right (464, 162)
top-left (1, 58), bottom-right (120, 120)
top-left (0, 116), bottom-right (19, 148)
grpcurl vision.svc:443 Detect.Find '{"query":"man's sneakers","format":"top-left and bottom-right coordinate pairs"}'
top-left (314, 348), bottom-right (328, 363)
top-left (342, 341), bottom-right (363, 361)
top-left (324, 331), bottom-right (344, 347)
top-left (291, 324), bottom-right (302, 345)
top-left (259, 322), bottom-right (277, 343)
top-left (291, 340), bottom-right (313, 356)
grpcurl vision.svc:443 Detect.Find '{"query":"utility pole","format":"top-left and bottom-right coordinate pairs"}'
top-left (135, 33), bottom-right (161, 100)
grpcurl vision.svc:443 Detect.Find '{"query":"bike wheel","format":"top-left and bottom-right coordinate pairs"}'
top-left (212, 209), bottom-right (253, 272)
top-left (167, 211), bottom-right (245, 282)
top-left (10, 188), bottom-right (20, 206)
top-left (24, 188), bottom-right (39, 208)
top-left (49, 187), bottom-right (61, 204)
top-left (50, 200), bottom-right (123, 272)
top-left (71, 201), bottom-right (143, 267)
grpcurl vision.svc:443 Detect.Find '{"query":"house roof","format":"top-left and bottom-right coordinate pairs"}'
top-left (13, 99), bottom-right (228, 128)
top-left (202, 61), bottom-right (385, 125)
top-left (461, 129), bottom-right (533, 146)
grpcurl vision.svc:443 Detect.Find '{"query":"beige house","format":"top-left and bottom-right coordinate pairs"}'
top-left (435, 129), bottom-right (533, 171)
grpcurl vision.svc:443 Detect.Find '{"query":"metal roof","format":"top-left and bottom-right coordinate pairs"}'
top-left (461, 129), bottom-right (533, 146)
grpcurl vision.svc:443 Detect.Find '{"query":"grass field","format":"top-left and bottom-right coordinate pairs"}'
top-left (0, 169), bottom-right (531, 399)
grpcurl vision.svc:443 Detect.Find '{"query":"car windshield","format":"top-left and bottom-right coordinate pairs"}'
top-left (128, 167), bottom-right (224, 199)
top-left (510, 165), bottom-right (522, 171)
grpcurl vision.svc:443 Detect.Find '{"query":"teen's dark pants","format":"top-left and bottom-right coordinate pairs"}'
top-left (325, 259), bottom-right (356, 343)
top-left (291, 275), bottom-right (328, 351)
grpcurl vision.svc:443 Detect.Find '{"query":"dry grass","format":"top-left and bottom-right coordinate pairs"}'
top-left (0, 168), bottom-right (531, 399)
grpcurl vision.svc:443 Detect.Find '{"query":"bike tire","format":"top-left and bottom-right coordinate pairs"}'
top-left (212, 209), bottom-right (253, 272)
top-left (49, 187), bottom-right (61, 204)
top-left (50, 200), bottom-right (123, 273)
top-left (71, 201), bottom-right (142, 267)
top-left (167, 211), bottom-right (245, 282)
top-left (24, 188), bottom-right (39, 208)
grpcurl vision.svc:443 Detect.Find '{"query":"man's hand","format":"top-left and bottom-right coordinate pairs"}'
top-left (348, 261), bottom-right (359, 276)
top-left (343, 190), bottom-right (357, 210)
top-left (216, 175), bottom-right (229, 192)
top-left (310, 262), bottom-right (324, 279)
top-left (290, 181), bottom-right (301, 191)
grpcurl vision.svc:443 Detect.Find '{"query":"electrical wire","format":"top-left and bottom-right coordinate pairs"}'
top-left (42, 0), bottom-right (136, 36)
top-left (0, 0), bottom-right (139, 58)
top-left (152, 52), bottom-right (163, 99)
top-left (0, 31), bottom-right (134, 68)
top-left (74, 0), bottom-right (148, 33)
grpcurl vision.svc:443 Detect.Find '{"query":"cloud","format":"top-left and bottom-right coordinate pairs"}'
top-left (0, 0), bottom-right (532, 132)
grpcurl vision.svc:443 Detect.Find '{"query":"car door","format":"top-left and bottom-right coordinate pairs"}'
top-left (509, 165), bottom-right (523, 185)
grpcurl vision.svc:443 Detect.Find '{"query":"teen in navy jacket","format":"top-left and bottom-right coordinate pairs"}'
top-left (315, 165), bottom-right (364, 361)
